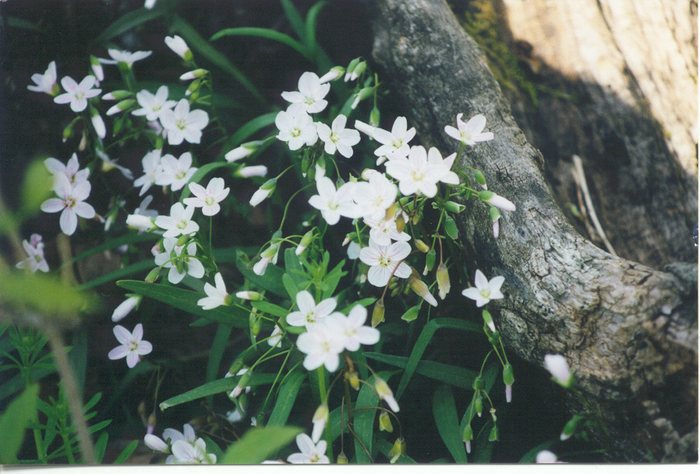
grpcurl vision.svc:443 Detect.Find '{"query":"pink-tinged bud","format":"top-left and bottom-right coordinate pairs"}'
top-left (479, 190), bottom-right (516, 212)
top-left (112, 295), bottom-right (142, 322)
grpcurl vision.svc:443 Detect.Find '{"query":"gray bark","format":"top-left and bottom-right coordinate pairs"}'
top-left (368, 0), bottom-right (698, 462)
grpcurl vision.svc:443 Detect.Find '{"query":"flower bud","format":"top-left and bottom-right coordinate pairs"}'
top-left (371, 299), bottom-right (385, 327)
top-left (311, 404), bottom-right (329, 443)
top-left (375, 377), bottom-right (399, 413)
top-left (488, 424), bottom-right (499, 442)
top-left (236, 291), bottom-right (263, 301)
top-left (112, 295), bottom-right (141, 322)
top-left (423, 248), bottom-right (436, 275)
top-left (249, 311), bottom-right (261, 338)
top-left (560, 414), bottom-right (582, 441)
top-left (436, 263), bottom-right (451, 300)
top-left (230, 371), bottom-right (251, 399)
top-left (474, 395), bottom-right (483, 417)
top-left (165, 35), bottom-right (193, 62)
top-left (388, 437), bottom-right (406, 464)
top-left (318, 66), bottom-right (344, 83)
top-left (415, 239), bottom-right (430, 253)
top-left (400, 305), bottom-right (420, 322)
top-left (126, 213), bottom-right (155, 232)
top-left (296, 229), bottom-right (314, 256)
top-left (90, 108), bottom-right (106, 139)
top-left (144, 267), bottom-right (160, 283)
top-left (106, 99), bottom-right (135, 116)
top-left (370, 106), bottom-right (381, 127)
top-left (102, 90), bottom-right (132, 101)
top-left (503, 363), bottom-right (515, 403)
top-left (462, 424), bottom-right (473, 454)
top-left (409, 270), bottom-right (438, 307)
top-left (236, 165), bottom-right (268, 178)
top-left (354, 119), bottom-right (376, 138)
top-left (474, 169), bottom-right (487, 188)
top-left (227, 358), bottom-right (245, 377)
top-left (249, 178), bottom-right (277, 207)
top-left (478, 190), bottom-right (516, 212)
top-left (225, 140), bottom-right (262, 162)
top-left (444, 216), bottom-right (459, 240)
top-left (345, 369), bottom-right (360, 391)
top-left (348, 60), bottom-right (366, 81)
top-left (444, 201), bottom-right (465, 213)
top-left (378, 411), bottom-right (394, 433)
top-left (144, 434), bottom-right (169, 453)
top-left (344, 57), bottom-right (360, 81)
top-left (543, 354), bottom-right (573, 388)
top-left (180, 68), bottom-right (208, 81)
top-left (536, 450), bottom-right (559, 463)
top-left (351, 86), bottom-right (373, 110)
top-left (482, 310), bottom-right (496, 333)
top-left (337, 451), bottom-right (349, 464)
top-left (185, 78), bottom-right (201, 97)
top-left (90, 55), bottom-right (104, 82)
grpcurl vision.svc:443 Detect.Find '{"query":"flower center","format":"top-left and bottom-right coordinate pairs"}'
top-left (75, 91), bottom-right (85, 101)
top-left (410, 170), bottom-right (425, 182)
top-left (330, 132), bottom-right (339, 144)
top-left (129, 341), bottom-right (139, 351)
top-left (310, 454), bottom-right (320, 463)
top-left (291, 128), bottom-right (302, 138)
top-left (175, 170), bottom-right (186, 180)
top-left (64, 197), bottom-right (76, 209)
top-left (305, 311), bottom-right (316, 323)
top-left (392, 138), bottom-right (403, 149)
top-left (176, 118), bottom-right (187, 130)
top-left (378, 256), bottom-right (391, 268)
top-left (479, 289), bottom-right (491, 299)
top-left (176, 219), bottom-right (188, 230)
top-left (304, 97), bottom-right (315, 105)
top-left (205, 196), bottom-right (215, 206)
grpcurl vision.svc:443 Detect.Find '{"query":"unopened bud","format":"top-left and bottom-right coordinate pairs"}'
top-left (102, 90), bottom-right (132, 101)
top-left (482, 310), bottom-right (496, 333)
top-left (388, 437), bottom-right (406, 464)
top-left (345, 370), bottom-right (360, 391)
top-left (371, 299), bottom-right (385, 327)
top-left (351, 86), bottom-right (373, 110)
top-left (560, 414), bottom-right (582, 441)
top-left (415, 239), bottom-right (430, 253)
top-left (180, 68), bottom-right (208, 81)
top-left (444, 201), bottom-right (465, 214)
top-left (225, 140), bottom-right (262, 162)
top-left (474, 396), bottom-right (483, 417)
top-left (478, 190), bottom-right (516, 212)
top-left (474, 169), bottom-right (487, 188)
top-left (370, 106), bottom-right (381, 127)
top-left (296, 229), bottom-right (314, 256)
top-left (144, 267), bottom-right (160, 283)
top-left (423, 248), bottom-right (436, 275)
top-left (379, 411), bottom-right (394, 433)
top-left (344, 57), bottom-right (360, 81)
top-left (236, 291), bottom-right (263, 301)
top-left (337, 451), bottom-right (349, 464)
top-left (409, 270), bottom-right (438, 307)
top-left (236, 165), bottom-right (268, 178)
top-left (185, 79), bottom-right (201, 97)
top-left (90, 55), bottom-right (104, 82)
top-left (106, 98), bottom-right (135, 116)
top-left (503, 363), bottom-right (514, 403)
top-left (462, 424), bottom-right (473, 454)
top-left (488, 424), bottom-right (499, 442)
top-left (230, 371), bottom-right (251, 399)
top-left (318, 66), bottom-right (344, 83)
top-left (249, 178), bottom-right (277, 207)
top-left (227, 358), bottom-right (245, 377)
top-left (436, 263), bottom-right (451, 300)
top-left (375, 377), bottom-right (399, 412)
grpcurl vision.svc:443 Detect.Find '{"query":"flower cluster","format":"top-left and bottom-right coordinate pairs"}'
top-left (144, 424), bottom-right (217, 464)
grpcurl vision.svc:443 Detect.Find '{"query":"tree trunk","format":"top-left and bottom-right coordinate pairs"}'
top-left (367, 0), bottom-right (697, 462)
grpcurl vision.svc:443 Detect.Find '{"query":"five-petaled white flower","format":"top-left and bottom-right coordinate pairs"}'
top-left (105, 49), bottom-right (152, 67)
top-left (154, 238), bottom-right (205, 284)
top-left (159, 99), bottom-right (209, 145)
top-left (365, 213), bottom-right (411, 247)
top-left (371, 116), bottom-right (416, 162)
top-left (287, 433), bottom-right (329, 464)
top-left (287, 290), bottom-right (337, 328)
top-left (108, 323), bottom-right (153, 368)
top-left (155, 202), bottom-right (200, 238)
top-left (444, 113), bottom-right (494, 146)
top-left (461, 269), bottom-right (505, 307)
top-left (296, 319), bottom-right (345, 372)
top-left (281, 72), bottom-right (330, 114)
top-left (427, 147), bottom-right (460, 185)
top-left (134, 150), bottom-right (162, 196)
top-left (331, 305), bottom-right (380, 352)
top-left (275, 104), bottom-right (318, 151)
top-left (352, 171), bottom-right (397, 221)
top-left (16, 234), bottom-right (49, 273)
top-left (308, 177), bottom-right (359, 225)
top-left (28, 61), bottom-right (58, 95)
top-left (132, 86), bottom-right (176, 121)
top-left (197, 272), bottom-right (229, 310)
top-left (184, 177), bottom-right (230, 217)
top-left (45, 153), bottom-right (89, 186)
top-left (155, 152), bottom-right (198, 191)
top-left (54, 75), bottom-right (101, 112)
top-left (316, 115), bottom-right (360, 158)
top-left (386, 145), bottom-right (442, 198)
top-left (359, 240), bottom-right (412, 287)
top-left (40, 174), bottom-right (95, 236)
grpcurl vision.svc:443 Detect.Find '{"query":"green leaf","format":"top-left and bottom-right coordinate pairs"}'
top-left (0, 384), bottom-right (39, 463)
top-left (280, 0), bottom-right (306, 39)
top-left (78, 259), bottom-right (153, 290)
top-left (94, 7), bottom-right (164, 45)
top-left (211, 27), bottom-right (310, 60)
top-left (20, 160), bottom-right (53, 218)
top-left (304, 1), bottom-right (326, 53)
top-left (339, 297), bottom-right (376, 314)
top-left (114, 439), bottom-right (139, 464)
top-left (321, 259), bottom-right (346, 299)
top-left (221, 114), bottom-right (277, 152)
top-left (354, 372), bottom-right (392, 463)
top-left (432, 385), bottom-right (467, 463)
top-left (267, 370), bottom-right (305, 426)
top-left (444, 216), bottom-right (459, 240)
top-left (251, 301), bottom-right (288, 318)
top-left (400, 305), bottom-right (420, 322)
top-left (180, 162), bottom-right (234, 199)
top-left (6, 16), bottom-right (42, 32)
top-left (94, 432), bottom-right (109, 463)
top-left (282, 273), bottom-right (300, 301)
top-left (472, 420), bottom-right (494, 463)
top-left (206, 324), bottom-right (233, 394)
top-left (170, 16), bottom-right (265, 105)
top-left (396, 318), bottom-right (481, 399)
top-left (159, 374), bottom-right (276, 411)
top-left (364, 352), bottom-right (477, 390)
top-left (117, 280), bottom-right (248, 328)
top-left (235, 251), bottom-right (287, 298)
top-left (69, 233), bottom-right (157, 265)
top-left (0, 367), bottom-right (54, 404)
top-left (283, 248), bottom-right (305, 281)
top-left (222, 426), bottom-right (301, 464)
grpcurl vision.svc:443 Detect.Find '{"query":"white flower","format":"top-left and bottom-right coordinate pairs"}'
top-left (444, 113), bottom-right (494, 146)
top-left (543, 354), bottom-right (573, 388)
top-left (54, 75), bottom-right (101, 112)
top-left (359, 240), bottom-right (412, 287)
top-left (281, 72), bottom-right (330, 114)
top-left (40, 174), bottom-right (95, 236)
top-left (165, 35), bottom-right (192, 61)
top-left (427, 147), bottom-right (459, 185)
top-left (111, 295), bottom-right (141, 322)
top-left (132, 86), bottom-right (176, 121)
top-left (134, 150), bottom-right (162, 196)
top-left (90, 55), bottom-right (104, 83)
top-left (107, 323), bottom-right (153, 368)
top-left (249, 178), bottom-right (276, 207)
top-left (371, 116), bottom-right (416, 161)
top-left (184, 177), bottom-right (230, 217)
top-left (155, 203), bottom-right (199, 238)
top-left (275, 104), bottom-right (318, 150)
top-left (461, 270), bottom-right (505, 307)
top-left (375, 377), bottom-right (399, 412)
top-left (155, 152), bottom-right (198, 191)
top-left (126, 196), bottom-right (157, 232)
top-left (352, 171), bottom-right (397, 221)
top-left (386, 145), bottom-right (442, 198)
top-left (296, 319), bottom-right (345, 372)
top-left (286, 290), bottom-right (336, 328)
top-left (535, 450), bottom-right (559, 464)
top-left (163, 424), bottom-right (197, 445)
top-left (15, 234), bottom-right (49, 273)
top-left (144, 0), bottom-right (157, 9)
top-left (159, 99), bottom-right (209, 145)
top-left (170, 438), bottom-right (216, 464)
top-left (144, 434), bottom-right (169, 453)
top-left (28, 61), bottom-right (58, 95)
top-left (267, 324), bottom-right (283, 348)
top-left (154, 239), bottom-right (205, 284)
top-left (365, 213), bottom-right (410, 247)
top-left (331, 305), bottom-right (380, 352)
top-left (105, 49), bottom-right (152, 67)
top-left (308, 177), bottom-right (359, 225)
top-left (287, 433), bottom-right (329, 464)
top-left (44, 154), bottom-right (89, 186)
top-left (316, 115), bottom-right (360, 158)
top-left (311, 404), bottom-right (329, 443)
top-left (197, 272), bottom-right (229, 310)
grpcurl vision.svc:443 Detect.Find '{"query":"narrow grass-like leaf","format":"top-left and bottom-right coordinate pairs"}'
top-left (94, 432), bottom-right (109, 463)
top-left (68, 233), bottom-right (157, 265)
top-left (117, 280), bottom-right (248, 327)
top-left (280, 0), bottom-right (305, 39)
top-left (113, 439), bottom-right (139, 464)
top-left (432, 385), bottom-right (467, 463)
top-left (206, 324), bottom-right (233, 398)
top-left (170, 16), bottom-right (265, 105)
top-left (6, 16), bottom-right (42, 32)
top-left (78, 259), bottom-right (152, 290)
top-left (267, 370), bottom-right (305, 426)
top-left (235, 251), bottom-right (287, 298)
top-left (304, 1), bottom-right (332, 69)
top-left (364, 352), bottom-right (477, 390)
top-left (222, 426), bottom-right (301, 464)
top-left (211, 27), bottom-right (310, 60)
top-left (396, 318), bottom-right (481, 399)
top-left (0, 384), bottom-right (38, 463)
top-left (339, 297), bottom-right (376, 314)
top-left (252, 301), bottom-right (288, 318)
top-left (472, 420), bottom-right (494, 463)
top-left (220, 114), bottom-right (277, 156)
top-left (159, 373), bottom-right (276, 411)
top-left (180, 162), bottom-right (234, 199)
top-left (94, 7), bottom-right (164, 45)
top-left (354, 372), bottom-right (392, 463)
top-left (0, 368), bottom-right (54, 404)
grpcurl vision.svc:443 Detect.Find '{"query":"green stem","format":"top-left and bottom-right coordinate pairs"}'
top-left (316, 367), bottom-right (333, 461)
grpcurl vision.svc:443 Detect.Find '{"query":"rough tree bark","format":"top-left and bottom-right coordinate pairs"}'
top-left (367, 0), bottom-right (697, 462)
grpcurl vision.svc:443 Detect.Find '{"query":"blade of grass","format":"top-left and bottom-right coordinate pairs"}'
top-left (432, 385), bottom-right (468, 463)
top-left (211, 27), bottom-right (310, 60)
top-left (94, 7), bottom-right (164, 45)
